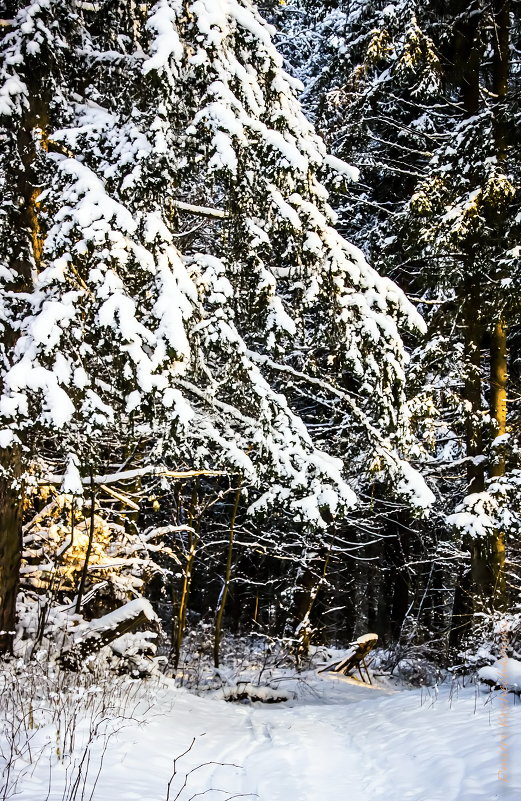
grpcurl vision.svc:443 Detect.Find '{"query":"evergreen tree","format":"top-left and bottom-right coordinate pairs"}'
top-left (0, 0), bottom-right (425, 653)
top-left (277, 0), bottom-right (521, 643)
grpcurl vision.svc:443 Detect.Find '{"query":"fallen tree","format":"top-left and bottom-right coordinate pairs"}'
top-left (59, 599), bottom-right (159, 671)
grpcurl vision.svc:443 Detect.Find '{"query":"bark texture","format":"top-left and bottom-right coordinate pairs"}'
top-left (0, 448), bottom-right (23, 653)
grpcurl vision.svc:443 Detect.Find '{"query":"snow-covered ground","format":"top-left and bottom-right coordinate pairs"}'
top-left (6, 672), bottom-right (521, 801)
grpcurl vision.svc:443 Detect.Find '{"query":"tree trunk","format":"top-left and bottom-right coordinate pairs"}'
top-left (0, 86), bottom-right (48, 655)
top-left (472, 316), bottom-right (508, 609)
top-left (492, 0), bottom-right (509, 130)
top-left (471, 0), bottom-right (510, 612)
top-left (448, 7), bottom-right (484, 644)
top-left (0, 448), bottom-right (23, 653)
top-left (490, 320), bottom-right (508, 477)
top-left (75, 485), bottom-right (97, 615)
top-left (213, 486), bottom-right (241, 668)
top-left (450, 281), bottom-right (485, 642)
top-left (295, 542), bottom-right (332, 660)
top-left (172, 483), bottom-right (199, 670)
top-left (464, 284), bottom-right (486, 497)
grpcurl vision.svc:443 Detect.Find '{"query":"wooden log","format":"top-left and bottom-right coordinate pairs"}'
top-left (59, 599), bottom-right (159, 670)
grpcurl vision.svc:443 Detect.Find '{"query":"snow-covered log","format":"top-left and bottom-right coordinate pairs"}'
top-left (59, 599), bottom-right (159, 671)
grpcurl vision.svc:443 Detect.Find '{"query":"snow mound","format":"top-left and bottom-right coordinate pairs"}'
top-left (215, 681), bottom-right (294, 704)
top-left (477, 657), bottom-right (521, 693)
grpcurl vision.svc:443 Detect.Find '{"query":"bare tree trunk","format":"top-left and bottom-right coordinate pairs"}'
top-left (213, 486), bottom-right (241, 669)
top-left (492, 0), bottom-right (509, 132)
top-left (172, 483), bottom-right (199, 670)
top-left (468, 320), bottom-right (507, 609)
top-left (174, 532), bottom-right (196, 668)
top-left (464, 286), bottom-right (486, 497)
top-left (75, 484), bottom-right (97, 615)
top-left (295, 542), bottom-right (332, 662)
top-left (490, 321), bottom-right (508, 477)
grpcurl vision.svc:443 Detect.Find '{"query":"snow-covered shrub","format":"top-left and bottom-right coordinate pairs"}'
top-left (0, 656), bottom-right (157, 800)
top-left (21, 492), bottom-right (157, 606)
top-left (172, 629), bottom-right (302, 693)
top-left (14, 487), bottom-right (170, 669)
top-left (215, 680), bottom-right (294, 704)
top-left (477, 657), bottom-right (521, 694)
top-left (454, 611), bottom-right (521, 672)
top-left (368, 644), bottom-right (446, 687)
top-left (390, 656), bottom-right (444, 687)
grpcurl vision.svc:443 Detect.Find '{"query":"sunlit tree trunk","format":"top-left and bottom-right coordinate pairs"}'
top-left (490, 321), bottom-right (508, 479)
top-left (449, 6), bottom-right (484, 643)
top-left (471, 0), bottom-right (510, 611)
top-left (485, 320), bottom-right (508, 600)
top-left (295, 543), bottom-right (333, 663)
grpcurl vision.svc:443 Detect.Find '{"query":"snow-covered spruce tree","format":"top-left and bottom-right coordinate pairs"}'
top-left (396, 0), bottom-right (521, 630)
top-left (0, 0), bottom-right (428, 654)
top-left (277, 0), bottom-right (521, 642)
top-left (269, 0), bottom-right (447, 645)
top-left (274, 0), bottom-right (447, 270)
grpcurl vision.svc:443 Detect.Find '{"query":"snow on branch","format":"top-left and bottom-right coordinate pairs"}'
top-left (173, 200), bottom-right (229, 219)
top-left (59, 598), bottom-right (159, 670)
top-left (44, 466), bottom-right (227, 488)
top-left (74, 2), bottom-right (101, 11)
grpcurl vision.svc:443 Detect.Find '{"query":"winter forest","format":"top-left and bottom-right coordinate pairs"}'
top-left (0, 1), bottom-right (520, 799)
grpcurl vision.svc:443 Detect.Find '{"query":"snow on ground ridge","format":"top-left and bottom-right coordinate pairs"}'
top-left (7, 669), bottom-right (520, 801)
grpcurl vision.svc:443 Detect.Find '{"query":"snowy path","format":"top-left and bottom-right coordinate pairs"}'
top-left (16, 675), bottom-right (521, 801)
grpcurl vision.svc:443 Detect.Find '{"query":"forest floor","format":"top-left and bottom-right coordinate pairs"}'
top-left (7, 667), bottom-right (521, 801)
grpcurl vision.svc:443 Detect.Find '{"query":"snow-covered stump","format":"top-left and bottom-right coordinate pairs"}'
top-left (59, 599), bottom-right (159, 671)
